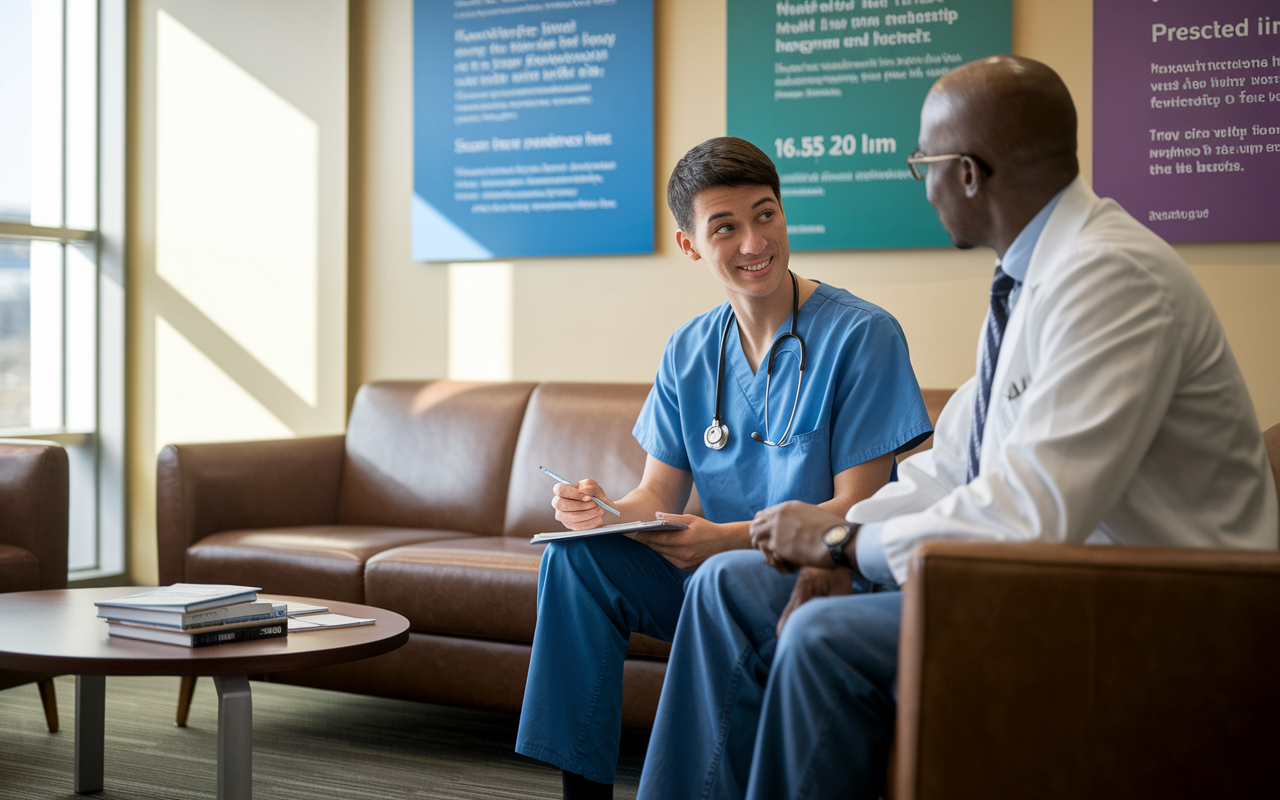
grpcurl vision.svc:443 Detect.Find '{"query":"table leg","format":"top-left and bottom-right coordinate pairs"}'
top-left (213, 674), bottom-right (252, 800)
top-left (74, 675), bottom-right (105, 794)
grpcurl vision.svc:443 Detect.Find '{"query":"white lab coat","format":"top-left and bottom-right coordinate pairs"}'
top-left (850, 177), bottom-right (1279, 586)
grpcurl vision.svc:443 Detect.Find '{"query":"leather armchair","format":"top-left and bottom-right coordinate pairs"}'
top-left (892, 422), bottom-right (1280, 799)
top-left (0, 441), bottom-right (69, 732)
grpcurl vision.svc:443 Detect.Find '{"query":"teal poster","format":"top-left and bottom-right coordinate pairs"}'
top-left (728, 1), bottom-right (1011, 250)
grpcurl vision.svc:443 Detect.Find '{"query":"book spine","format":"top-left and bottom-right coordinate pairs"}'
top-left (99, 601), bottom-right (275, 628)
top-left (183, 611), bottom-right (274, 630)
top-left (182, 606), bottom-right (240, 625)
top-left (190, 621), bottom-right (287, 648)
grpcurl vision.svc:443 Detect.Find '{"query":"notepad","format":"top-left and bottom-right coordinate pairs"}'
top-left (284, 601), bottom-right (330, 617)
top-left (530, 519), bottom-right (688, 544)
top-left (287, 614), bottom-right (375, 631)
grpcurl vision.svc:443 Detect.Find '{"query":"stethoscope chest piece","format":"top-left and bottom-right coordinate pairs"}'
top-left (704, 420), bottom-right (729, 450)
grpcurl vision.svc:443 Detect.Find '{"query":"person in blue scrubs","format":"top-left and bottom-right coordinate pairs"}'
top-left (514, 137), bottom-right (932, 800)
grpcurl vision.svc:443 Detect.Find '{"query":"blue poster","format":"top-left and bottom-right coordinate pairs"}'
top-left (413, 0), bottom-right (654, 261)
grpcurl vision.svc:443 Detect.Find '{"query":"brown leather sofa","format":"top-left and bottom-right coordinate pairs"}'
top-left (158, 381), bottom-right (1280, 795)
top-left (0, 441), bottom-right (69, 732)
top-left (157, 380), bottom-right (951, 725)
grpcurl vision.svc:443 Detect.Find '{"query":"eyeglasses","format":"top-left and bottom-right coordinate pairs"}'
top-left (906, 150), bottom-right (994, 181)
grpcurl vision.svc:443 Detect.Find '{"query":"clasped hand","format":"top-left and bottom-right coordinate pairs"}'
top-left (750, 501), bottom-right (859, 636)
top-left (749, 500), bottom-right (850, 572)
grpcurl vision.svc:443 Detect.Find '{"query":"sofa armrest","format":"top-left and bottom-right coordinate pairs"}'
top-left (157, 436), bottom-right (346, 585)
top-left (895, 540), bottom-right (1280, 800)
top-left (0, 443), bottom-right (68, 591)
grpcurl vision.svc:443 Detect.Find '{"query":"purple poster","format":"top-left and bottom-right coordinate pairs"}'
top-left (1094, 0), bottom-right (1280, 243)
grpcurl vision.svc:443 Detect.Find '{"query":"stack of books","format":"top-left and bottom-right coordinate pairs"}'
top-left (95, 584), bottom-right (288, 648)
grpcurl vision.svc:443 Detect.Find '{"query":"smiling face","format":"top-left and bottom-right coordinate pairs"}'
top-left (676, 184), bottom-right (790, 303)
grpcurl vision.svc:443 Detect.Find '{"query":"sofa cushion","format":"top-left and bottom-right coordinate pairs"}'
top-left (365, 537), bottom-right (672, 658)
top-left (185, 526), bottom-right (468, 603)
top-left (503, 382), bottom-right (702, 539)
top-left (0, 544), bottom-right (39, 593)
top-left (365, 537), bottom-right (543, 642)
top-left (337, 381), bottom-right (537, 535)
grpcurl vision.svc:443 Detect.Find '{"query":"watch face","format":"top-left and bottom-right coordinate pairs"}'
top-left (822, 526), bottom-right (848, 546)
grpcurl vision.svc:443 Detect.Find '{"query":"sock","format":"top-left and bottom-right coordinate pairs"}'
top-left (562, 770), bottom-right (613, 800)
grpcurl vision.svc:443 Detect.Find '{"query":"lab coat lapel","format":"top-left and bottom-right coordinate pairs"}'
top-left (981, 177), bottom-right (1097, 460)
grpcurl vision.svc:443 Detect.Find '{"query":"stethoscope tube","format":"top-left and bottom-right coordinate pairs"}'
top-left (704, 271), bottom-right (807, 450)
top-left (704, 310), bottom-right (733, 450)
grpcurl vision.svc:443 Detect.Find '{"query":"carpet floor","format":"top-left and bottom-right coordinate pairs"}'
top-left (0, 675), bottom-right (648, 799)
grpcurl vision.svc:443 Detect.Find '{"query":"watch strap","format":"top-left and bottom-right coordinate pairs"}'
top-left (826, 525), bottom-right (854, 568)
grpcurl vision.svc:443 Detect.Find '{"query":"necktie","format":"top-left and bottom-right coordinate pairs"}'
top-left (967, 265), bottom-right (1017, 482)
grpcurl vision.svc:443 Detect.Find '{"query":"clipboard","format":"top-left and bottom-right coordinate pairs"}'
top-left (530, 519), bottom-right (688, 544)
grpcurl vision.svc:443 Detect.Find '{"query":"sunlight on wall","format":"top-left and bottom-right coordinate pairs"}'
top-left (155, 316), bottom-right (291, 453)
top-left (155, 9), bottom-right (320, 407)
top-left (448, 262), bottom-right (513, 381)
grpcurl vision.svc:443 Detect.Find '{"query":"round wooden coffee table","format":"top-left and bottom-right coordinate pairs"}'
top-left (0, 587), bottom-right (410, 799)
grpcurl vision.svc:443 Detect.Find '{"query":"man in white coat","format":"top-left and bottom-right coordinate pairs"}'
top-left (634, 55), bottom-right (1279, 800)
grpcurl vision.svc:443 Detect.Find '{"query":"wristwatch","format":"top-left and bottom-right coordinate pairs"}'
top-left (822, 524), bottom-right (856, 568)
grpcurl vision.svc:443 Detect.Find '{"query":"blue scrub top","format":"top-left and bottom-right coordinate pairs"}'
top-left (633, 282), bottom-right (933, 524)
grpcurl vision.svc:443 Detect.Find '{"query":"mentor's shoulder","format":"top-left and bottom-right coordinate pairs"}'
top-left (1061, 196), bottom-right (1196, 294)
top-left (1082, 197), bottom-right (1181, 256)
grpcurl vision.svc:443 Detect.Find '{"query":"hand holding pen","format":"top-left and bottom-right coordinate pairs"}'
top-left (542, 466), bottom-right (622, 531)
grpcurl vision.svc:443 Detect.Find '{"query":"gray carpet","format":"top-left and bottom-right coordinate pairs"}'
top-left (0, 675), bottom-right (647, 799)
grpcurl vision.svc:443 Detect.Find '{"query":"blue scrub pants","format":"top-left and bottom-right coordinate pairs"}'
top-left (515, 535), bottom-right (690, 784)
top-left (636, 550), bottom-right (901, 800)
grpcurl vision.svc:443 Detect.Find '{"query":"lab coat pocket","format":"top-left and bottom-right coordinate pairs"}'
top-left (997, 374), bottom-right (1031, 433)
top-left (765, 426), bottom-right (833, 507)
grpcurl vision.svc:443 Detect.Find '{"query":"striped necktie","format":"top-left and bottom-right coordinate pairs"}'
top-left (967, 265), bottom-right (1017, 482)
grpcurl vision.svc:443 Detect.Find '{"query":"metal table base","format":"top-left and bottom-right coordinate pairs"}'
top-left (74, 674), bottom-right (254, 800)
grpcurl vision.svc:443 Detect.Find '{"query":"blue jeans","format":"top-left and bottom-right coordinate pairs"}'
top-left (637, 550), bottom-right (901, 800)
top-left (515, 535), bottom-right (690, 784)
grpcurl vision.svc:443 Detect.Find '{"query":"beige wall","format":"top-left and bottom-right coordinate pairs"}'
top-left (126, 0), bottom-right (1279, 580)
top-left (127, 0), bottom-right (349, 583)
top-left (349, 0), bottom-right (1280, 425)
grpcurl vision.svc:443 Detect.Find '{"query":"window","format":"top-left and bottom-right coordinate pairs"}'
top-left (0, 0), bottom-right (126, 581)
top-left (0, 241), bottom-right (32, 427)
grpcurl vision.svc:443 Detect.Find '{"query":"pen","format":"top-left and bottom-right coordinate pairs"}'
top-left (539, 466), bottom-right (622, 516)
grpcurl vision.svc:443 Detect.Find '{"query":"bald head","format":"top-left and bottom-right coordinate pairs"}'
top-left (923, 55), bottom-right (1078, 189)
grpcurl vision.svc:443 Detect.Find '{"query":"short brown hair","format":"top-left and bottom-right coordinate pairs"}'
top-left (667, 137), bottom-right (782, 233)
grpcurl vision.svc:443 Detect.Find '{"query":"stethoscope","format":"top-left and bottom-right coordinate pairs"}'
top-left (704, 271), bottom-right (807, 450)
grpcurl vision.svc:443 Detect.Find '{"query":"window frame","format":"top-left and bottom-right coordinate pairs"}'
top-left (0, 0), bottom-right (127, 584)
